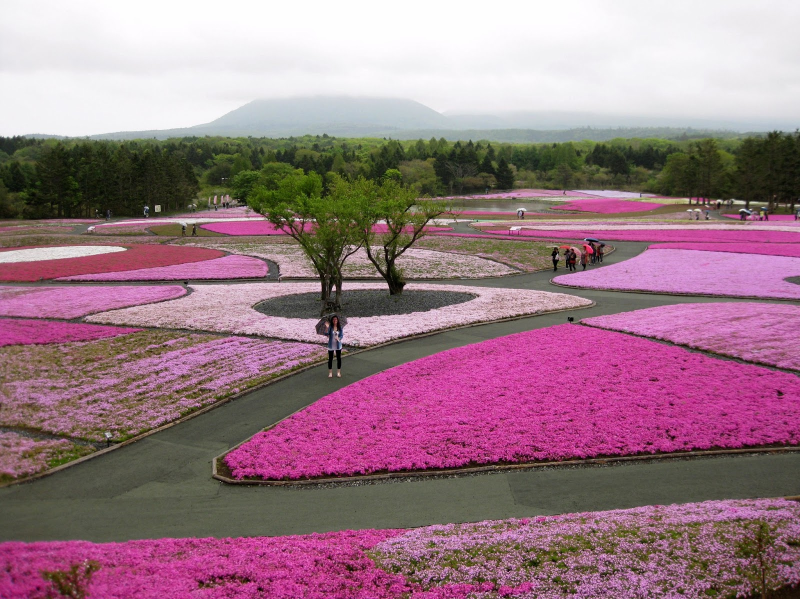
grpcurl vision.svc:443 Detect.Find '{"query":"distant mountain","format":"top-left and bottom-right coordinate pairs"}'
top-left (26, 96), bottom-right (793, 142)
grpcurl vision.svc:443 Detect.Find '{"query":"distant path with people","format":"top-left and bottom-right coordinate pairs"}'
top-left (1, 240), bottom-right (798, 543)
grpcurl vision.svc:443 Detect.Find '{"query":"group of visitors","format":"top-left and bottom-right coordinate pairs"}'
top-left (740, 209), bottom-right (770, 221)
top-left (551, 242), bottom-right (604, 272)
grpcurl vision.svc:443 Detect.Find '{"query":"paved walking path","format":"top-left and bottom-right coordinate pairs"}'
top-left (1, 239), bottom-right (799, 543)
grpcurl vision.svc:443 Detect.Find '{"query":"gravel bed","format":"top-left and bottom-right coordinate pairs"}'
top-left (255, 289), bottom-right (477, 318)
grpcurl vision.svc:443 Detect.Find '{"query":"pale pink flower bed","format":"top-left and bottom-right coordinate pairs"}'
top-left (723, 214), bottom-right (797, 221)
top-left (2, 331), bottom-right (327, 442)
top-left (0, 285), bottom-right (187, 319)
top-left (57, 254), bottom-right (268, 281)
top-left (0, 319), bottom-right (141, 347)
top-left (551, 198), bottom-right (665, 213)
top-left (340, 248), bottom-right (516, 279)
top-left (583, 303), bottom-right (800, 370)
top-left (200, 221), bottom-right (452, 236)
top-left (2, 499), bottom-right (800, 598)
top-left (553, 249), bottom-right (800, 299)
top-left (87, 282), bottom-right (592, 347)
top-left (0, 432), bottom-right (90, 480)
top-left (651, 242), bottom-right (800, 257)
top-left (224, 324), bottom-right (800, 481)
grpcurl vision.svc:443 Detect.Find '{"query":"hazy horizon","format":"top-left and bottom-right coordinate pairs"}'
top-left (2, 0), bottom-right (799, 137)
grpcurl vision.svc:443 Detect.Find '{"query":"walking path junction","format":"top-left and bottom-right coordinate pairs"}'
top-left (1, 239), bottom-right (799, 543)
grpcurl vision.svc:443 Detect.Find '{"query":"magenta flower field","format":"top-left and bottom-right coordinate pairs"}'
top-left (0, 244), bottom-right (225, 281)
top-left (0, 285), bottom-right (186, 319)
top-left (0, 319), bottom-right (141, 347)
top-left (2, 331), bottom-right (327, 442)
top-left (223, 325), bottom-right (800, 481)
top-left (582, 303), bottom-right (800, 371)
top-left (58, 254), bottom-right (268, 281)
top-left (651, 242), bottom-right (800, 257)
top-left (551, 198), bottom-right (665, 213)
top-left (1, 498), bottom-right (798, 598)
top-left (553, 249), bottom-right (800, 299)
top-left (473, 225), bottom-right (800, 243)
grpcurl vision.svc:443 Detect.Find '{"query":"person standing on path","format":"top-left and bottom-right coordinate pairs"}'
top-left (191, 223), bottom-right (197, 236)
top-left (597, 243), bottom-right (605, 263)
top-left (324, 315), bottom-right (344, 378)
top-left (589, 242), bottom-right (597, 264)
top-left (580, 250), bottom-right (589, 270)
top-left (568, 249), bottom-right (577, 272)
top-left (551, 247), bottom-right (560, 272)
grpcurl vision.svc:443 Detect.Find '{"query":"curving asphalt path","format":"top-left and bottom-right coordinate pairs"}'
top-left (1, 238), bottom-right (799, 543)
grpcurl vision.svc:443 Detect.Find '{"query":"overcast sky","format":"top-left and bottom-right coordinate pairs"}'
top-left (1, 0), bottom-right (799, 136)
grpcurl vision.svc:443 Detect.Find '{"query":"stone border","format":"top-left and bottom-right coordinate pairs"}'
top-left (0, 301), bottom-right (594, 489)
top-left (213, 445), bottom-right (800, 487)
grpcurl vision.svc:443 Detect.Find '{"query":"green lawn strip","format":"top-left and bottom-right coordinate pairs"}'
top-left (416, 236), bottom-right (554, 272)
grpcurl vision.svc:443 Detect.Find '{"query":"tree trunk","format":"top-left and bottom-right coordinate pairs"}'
top-left (386, 263), bottom-right (405, 295)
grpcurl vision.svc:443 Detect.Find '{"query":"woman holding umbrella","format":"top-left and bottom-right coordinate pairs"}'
top-left (324, 315), bottom-right (344, 378)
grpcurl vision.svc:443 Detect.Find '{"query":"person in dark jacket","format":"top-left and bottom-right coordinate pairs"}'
top-left (551, 247), bottom-right (560, 271)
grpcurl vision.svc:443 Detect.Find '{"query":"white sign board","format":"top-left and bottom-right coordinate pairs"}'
top-left (154, 205), bottom-right (161, 213)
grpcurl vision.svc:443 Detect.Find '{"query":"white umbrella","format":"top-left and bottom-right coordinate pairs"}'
top-left (517, 207), bottom-right (527, 212)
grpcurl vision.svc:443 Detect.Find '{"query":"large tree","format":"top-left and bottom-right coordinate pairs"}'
top-left (248, 171), bottom-right (362, 315)
top-left (349, 176), bottom-right (446, 295)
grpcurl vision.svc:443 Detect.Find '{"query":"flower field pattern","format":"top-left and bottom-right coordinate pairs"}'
top-left (372, 499), bottom-right (800, 598)
top-left (553, 249), bottom-right (800, 299)
top-left (1, 331), bottom-right (327, 441)
top-left (651, 242), bottom-right (800, 257)
top-left (0, 285), bottom-right (186, 319)
top-left (0, 246), bottom-right (126, 263)
top-left (1, 498), bottom-right (799, 598)
top-left (582, 303), bottom-right (800, 371)
top-left (0, 432), bottom-right (93, 482)
top-left (551, 198), bottom-right (665, 213)
top-left (58, 254), bottom-right (268, 281)
top-left (0, 244), bottom-right (225, 281)
top-left (87, 282), bottom-right (593, 346)
top-left (223, 325), bottom-right (800, 481)
top-left (0, 319), bottom-right (141, 347)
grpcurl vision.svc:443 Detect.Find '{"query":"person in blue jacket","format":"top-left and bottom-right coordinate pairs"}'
top-left (324, 315), bottom-right (344, 378)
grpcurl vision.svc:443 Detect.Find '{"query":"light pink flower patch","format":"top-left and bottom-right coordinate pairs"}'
top-left (553, 249), bottom-right (800, 299)
top-left (723, 214), bottom-right (798, 221)
top-left (200, 221), bottom-right (308, 236)
top-left (87, 282), bottom-right (592, 346)
top-left (0, 432), bottom-right (89, 480)
top-left (551, 199), bottom-right (665, 213)
top-left (0, 285), bottom-right (187, 319)
top-left (582, 303), bottom-right (800, 371)
top-left (651, 242), bottom-right (800, 257)
top-left (0, 319), bottom-right (140, 347)
top-left (57, 254), bottom-right (268, 281)
top-left (224, 325), bottom-right (800, 481)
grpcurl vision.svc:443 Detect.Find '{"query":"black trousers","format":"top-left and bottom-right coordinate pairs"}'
top-left (328, 350), bottom-right (342, 370)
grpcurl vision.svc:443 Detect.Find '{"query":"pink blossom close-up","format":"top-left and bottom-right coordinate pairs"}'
top-left (582, 303), bottom-right (800, 371)
top-left (57, 254), bottom-right (268, 281)
top-left (224, 324), bottom-right (800, 481)
top-left (0, 319), bottom-right (141, 347)
top-left (0, 285), bottom-right (187, 319)
top-left (553, 248), bottom-right (800, 299)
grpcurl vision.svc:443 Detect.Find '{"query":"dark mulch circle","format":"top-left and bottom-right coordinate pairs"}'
top-left (255, 289), bottom-right (477, 318)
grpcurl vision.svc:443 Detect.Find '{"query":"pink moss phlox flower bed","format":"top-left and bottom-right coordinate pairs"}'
top-left (2, 332), bottom-right (327, 441)
top-left (58, 254), bottom-right (268, 281)
top-left (200, 221), bottom-right (451, 236)
top-left (582, 303), bottom-right (800, 371)
top-left (0, 285), bottom-right (187, 319)
top-left (3, 499), bottom-right (798, 598)
top-left (553, 249), bottom-right (800, 299)
top-left (223, 325), bottom-right (800, 481)
top-left (443, 189), bottom-right (597, 199)
top-left (551, 198), bottom-right (665, 213)
top-left (472, 225), bottom-right (800, 243)
top-left (372, 499), bottom-right (800, 598)
top-left (0, 528), bottom-right (409, 598)
top-left (0, 244), bottom-right (224, 281)
top-left (87, 282), bottom-right (592, 347)
top-left (651, 242), bottom-right (800, 257)
top-left (0, 432), bottom-right (90, 481)
top-left (0, 319), bottom-right (141, 347)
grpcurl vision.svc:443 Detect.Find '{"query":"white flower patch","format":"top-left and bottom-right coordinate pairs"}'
top-left (87, 282), bottom-right (592, 347)
top-left (0, 246), bottom-right (127, 263)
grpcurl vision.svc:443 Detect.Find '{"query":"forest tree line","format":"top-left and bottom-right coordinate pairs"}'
top-left (1, 130), bottom-right (799, 218)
